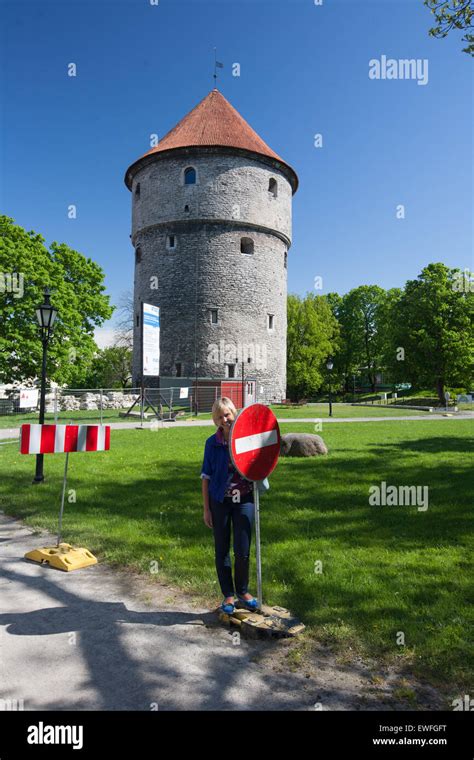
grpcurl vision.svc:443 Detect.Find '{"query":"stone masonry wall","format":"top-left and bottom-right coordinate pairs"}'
top-left (130, 151), bottom-right (293, 402)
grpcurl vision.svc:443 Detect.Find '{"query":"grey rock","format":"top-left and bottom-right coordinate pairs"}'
top-left (280, 433), bottom-right (328, 457)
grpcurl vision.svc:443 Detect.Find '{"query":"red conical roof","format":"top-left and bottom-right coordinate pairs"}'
top-left (125, 89), bottom-right (297, 192)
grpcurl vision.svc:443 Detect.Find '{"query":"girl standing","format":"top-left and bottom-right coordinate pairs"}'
top-left (201, 397), bottom-right (259, 615)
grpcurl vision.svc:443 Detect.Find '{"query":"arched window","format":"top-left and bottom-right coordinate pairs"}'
top-left (241, 237), bottom-right (254, 255)
top-left (268, 178), bottom-right (277, 198)
top-left (184, 167), bottom-right (196, 185)
top-left (135, 247), bottom-right (142, 264)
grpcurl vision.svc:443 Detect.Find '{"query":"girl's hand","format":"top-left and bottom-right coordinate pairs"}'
top-left (203, 507), bottom-right (213, 529)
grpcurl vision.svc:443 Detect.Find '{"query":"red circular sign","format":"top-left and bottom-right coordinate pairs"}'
top-left (229, 403), bottom-right (281, 482)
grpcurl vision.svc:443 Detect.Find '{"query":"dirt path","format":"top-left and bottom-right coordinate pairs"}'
top-left (0, 513), bottom-right (446, 711)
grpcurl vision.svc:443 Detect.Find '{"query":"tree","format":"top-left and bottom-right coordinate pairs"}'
top-left (424, 0), bottom-right (474, 56)
top-left (287, 293), bottom-right (340, 400)
top-left (385, 263), bottom-right (474, 403)
top-left (0, 216), bottom-right (114, 385)
top-left (114, 290), bottom-right (134, 351)
top-left (69, 346), bottom-right (133, 389)
top-left (329, 286), bottom-right (389, 392)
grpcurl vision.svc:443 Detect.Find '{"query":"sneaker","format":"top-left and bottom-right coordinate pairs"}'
top-left (236, 594), bottom-right (260, 611)
top-left (220, 598), bottom-right (235, 614)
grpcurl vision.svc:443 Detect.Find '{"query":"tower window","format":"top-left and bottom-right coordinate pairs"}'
top-left (268, 178), bottom-right (278, 198)
top-left (210, 308), bottom-right (218, 324)
top-left (135, 247), bottom-right (142, 264)
top-left (284, 251), bottom-right (287, 269)
top-left (226, 364), bottom-right (236, 379)
top-left (184, 167), bottom-right (196, 185)
top-left (175, 362), bottom-right (182, 377)
top-left (240, 237), bottom-right (254, 255)
top-left (135, 182), bottom-right (141, 197)
top-left (136, 314), bottom-right (140, 327)
top-left (167, 235), bottom-right (176, 250)
top-left (268, 314), bottom-right (274, 330)
top-left (184, 205), bottom-right (190, 213)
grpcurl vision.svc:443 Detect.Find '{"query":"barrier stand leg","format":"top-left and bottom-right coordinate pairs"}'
top-left (57, 452), bottom-right (69, 546)
top-left (253, 482), bottom-right (262, 606)
top-left (24, 430), bottom-right (98, 571)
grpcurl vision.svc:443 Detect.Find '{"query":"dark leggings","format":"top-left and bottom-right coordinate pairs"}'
top-left (209, 494), bottom-right (255, 598)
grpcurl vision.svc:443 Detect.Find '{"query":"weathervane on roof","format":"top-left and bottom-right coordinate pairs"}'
top-left (213, 47), bottom-right (224, 88)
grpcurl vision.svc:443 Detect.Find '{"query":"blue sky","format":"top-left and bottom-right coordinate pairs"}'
top-left (1, 0), bottom-right (472, 346)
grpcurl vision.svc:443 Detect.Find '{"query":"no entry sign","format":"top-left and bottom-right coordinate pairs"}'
top-left (229, 403), bottom-right (280, 482)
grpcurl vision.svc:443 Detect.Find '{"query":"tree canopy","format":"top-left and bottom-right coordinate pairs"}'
top-left (383, 263), bottom-right (474, 402)
top-left (0, 216), bottom-right (114, 385)
top-left (287, 293), bottom-right (340, 399)
top-left (424, 0), bottom-right (474, 56)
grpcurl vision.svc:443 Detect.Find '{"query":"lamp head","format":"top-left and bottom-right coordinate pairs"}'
top-left (36, 287), bottom-right (57, 332)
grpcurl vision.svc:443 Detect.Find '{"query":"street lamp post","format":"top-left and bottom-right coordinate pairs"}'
top-left (194, 361), bottom-right (200, 416)
top-left (33, 287), bottom-right (58, 484)
top-left (326, 357), bottom-right (334, 418)
top-left (235, 356), bottom-right (252, 409)
top-left (240, 356), bottom-right (251, 406)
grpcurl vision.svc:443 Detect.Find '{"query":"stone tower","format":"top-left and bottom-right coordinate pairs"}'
top-left (124, 89), bottom-right (298, 402)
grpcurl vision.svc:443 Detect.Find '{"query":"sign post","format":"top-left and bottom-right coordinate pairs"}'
top-left (229, 403), bottom-right (280, 606)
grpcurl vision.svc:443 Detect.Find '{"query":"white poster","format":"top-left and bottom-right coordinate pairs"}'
top-left (19, 388), bottom-right (39, 408)
top-left (179, 387), bottom-right (189, 399)
top-left (142, 304), bottom-right (160, 376)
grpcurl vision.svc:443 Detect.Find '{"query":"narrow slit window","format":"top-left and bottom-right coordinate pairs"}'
top-left (135, 247), bottom-right (142, 264)
top-left (226, 364), bottom-right (236, 379)
top-left (268, 178), bottom-right (277, 198)
top-left (175, 363), bottom-right (182, 377)
top-left (168, 235), bottom-right (176, 249)
top-left (210, 309), bottom-right (218, 324)
top-left (240, 237), bottom-right (254, 255)
top-left (268, 314), bottom-right (274, 330)
top-left (284, 251), bottom-right (287, 269)
top-left (135, 182), bottom-right (141, 197)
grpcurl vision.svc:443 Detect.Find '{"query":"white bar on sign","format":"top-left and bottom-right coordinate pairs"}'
top-left (29, 424), bottom-right (42, 454)
top-left (54, 425), bottom-right (66, 453)
top-left (234, 429), bottom-right (278, 455)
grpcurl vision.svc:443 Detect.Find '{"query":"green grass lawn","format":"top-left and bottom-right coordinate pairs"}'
top-left (268, 403), bottom-right (429, 418)
top-left (0, 402), bottom-right (433, 429)
top-left (1, 419), bottom-right (472, 693)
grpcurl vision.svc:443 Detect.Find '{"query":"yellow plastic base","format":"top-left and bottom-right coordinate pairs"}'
top-left (24, 543), bottom-right (97, 572)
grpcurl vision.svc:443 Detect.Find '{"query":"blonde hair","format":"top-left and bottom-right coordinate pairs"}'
top-left (211, 396), bottom-right (238, 427)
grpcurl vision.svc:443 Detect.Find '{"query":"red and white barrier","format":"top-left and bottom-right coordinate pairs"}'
top-left (20, 424), bottom-right (111, 455)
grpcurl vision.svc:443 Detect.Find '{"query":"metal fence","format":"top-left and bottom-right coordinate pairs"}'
top-left (0, 382), bottom-right (258, 424)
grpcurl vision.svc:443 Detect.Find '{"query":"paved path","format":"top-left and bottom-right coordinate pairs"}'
top-left (0, 412), bottom-right (472, 441)
top-left (0, 514), bottom-right (444, 711)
